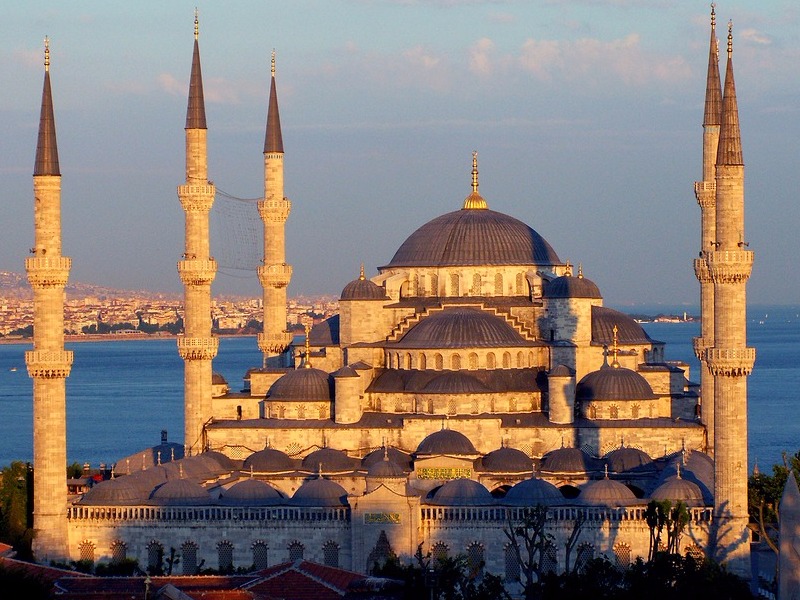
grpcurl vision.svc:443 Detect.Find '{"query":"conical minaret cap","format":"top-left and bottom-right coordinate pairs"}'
top-left (264, 50), bottom-right (284, 153)
top-left (34, 37), bottom-right (60, 176)
top-left (716, 22), bottom-right (743, 166)
top-left (185, 13), bottom-right (207, 130)
top-left (703, 4), bottom-right (722, 127)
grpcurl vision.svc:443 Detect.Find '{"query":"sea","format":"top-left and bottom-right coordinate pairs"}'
top-left (0, 304), bottom-right (797, 473)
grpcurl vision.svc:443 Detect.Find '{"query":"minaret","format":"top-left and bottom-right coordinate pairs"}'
top-left (177, 12), bottom-right (218, 454)
top-left (257, 51), bottom-right (292, 365)
top-left (26, 37), bottom-right (72, 562)
top-left (705, 21), bottom-right (755, 576)
top-left (693, 4), bottom-right (722, 454)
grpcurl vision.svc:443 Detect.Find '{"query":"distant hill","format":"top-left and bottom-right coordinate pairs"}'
top-left (0, 271), bottom-right (180, 302)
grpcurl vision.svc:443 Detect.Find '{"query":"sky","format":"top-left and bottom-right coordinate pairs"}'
top-left (1, 1), bottom-right (798, 307)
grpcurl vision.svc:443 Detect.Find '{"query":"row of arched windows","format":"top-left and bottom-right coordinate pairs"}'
top-left (386, 349), bottom-right (538, 371)
top-left (430, 541), bottom-right (485, 574)
top-left (370, 394), bottom-right (538, 415)
top-left (268, 404), bottom-right (329, 420)
top-left (404, 272), bottom-right (531, 298)
top-left (584, 402), bottom-right (655, 420)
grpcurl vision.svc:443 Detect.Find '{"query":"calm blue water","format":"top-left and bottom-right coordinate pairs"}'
top-left (0, 306), bottom-right (797, 471)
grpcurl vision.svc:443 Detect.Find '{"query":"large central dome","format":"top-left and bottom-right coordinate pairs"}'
top-left (383, 208), bottom-right (561, 268)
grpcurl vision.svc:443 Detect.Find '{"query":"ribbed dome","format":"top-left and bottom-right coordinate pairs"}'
top-left (651, 476), bottom-right (704, 506)
top-left (544, 274), bottom-right (602, 299)
top-left (576, 365), bottom-right (657, 402)
top-left (481, 447), bottom-right (532, 473)
top-left (302, 447), bottom-right (359, 473)
top-left (362, 447), bottom-right (412, 470)
top-left (79, 478), bottom-right (151, 506)
top-left (212, 372), bottom-right (228, 385)
top-left (393, 308), bottom-right (527, 349)
top-left (579, 478), bottom-right (637, 506)
top-left (367, 457), bottom-right (406, 479)
top-left (341, 276), bottom-right (388, 300)
top-left (219, 479), bottom-right (284, 506)
top-left (384, 208), bottom-right (561, 268)
top-left (592, 306), bottom-right (659, 345)
top-left (290, 477), bottom-right (349, 507)
top-left (416, 430), bottom-right (477, 455)
top-left (149, 479), bottom-right (211, 506)
top-left (244, 448), bottom-right (296, 473)
top-left (604, 446), bottom-right (655, 474)
top-left (540, 447), bottom-right (599, 473)
top-left (429, 479), bottom-right (493, 506)
top-left (267, 367), bottom-right (332, 402)
top-left (422, 372), bottom-right (492, 394)
top-left (549, 364), bottom-right (574, 378)
top-left (504, 477), bottom-right (564, 506)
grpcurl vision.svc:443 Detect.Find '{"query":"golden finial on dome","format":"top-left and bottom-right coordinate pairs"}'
top-left (727, 20), bottom-right (733, 58)
top-left (471, 150), bottom-right (479, 193)
top-left (462, 151), bottom-right (488, 209)
top-left (611, 324), bottom-right (620, 368)
top-left (359, 263), bottom-right (365, 281)
top-left (44, 36), bottom-right (50, 72)
top-left (710, 3), bottom-right (716, 28)
top-left (303, 322), bottom-right (312, 368)
top-left (194, 8), bottom-right (199, 40)
top-left (271, 49), bottom-right (276, 77)
top-left (578, 263), bottom-right (584, 279)
top-left (564, 261), bottom-right (572, 277)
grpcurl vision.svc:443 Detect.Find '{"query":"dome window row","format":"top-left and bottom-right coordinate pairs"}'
top-left (398, 270), bottom-right (536, 298)
top-left (386, 349), bottom-right (540, 371)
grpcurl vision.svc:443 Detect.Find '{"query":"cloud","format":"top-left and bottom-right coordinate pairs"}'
top-left (487, 11), bottom-right (516, 24)
top-left (739, 28), bottom-right (772, 46)
top-left (13, 48), bottom-right (41, 69)
top-left (157, 73), bottom-right (184, 96)
top-left (403, 45), bottom-right (441, 70)
top-left (158, 73), bottom-right (240, 104)
top-left (469, 37), bottom-right (495, 76)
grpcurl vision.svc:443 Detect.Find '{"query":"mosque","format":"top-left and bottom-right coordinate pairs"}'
top-left (26, 7), bottom-right (755, 586)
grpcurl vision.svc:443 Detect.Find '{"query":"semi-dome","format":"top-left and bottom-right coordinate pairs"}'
top-left (650, 476), bottom-right (704, 507)
top-left (149, 479), bottom-right (211, 506)
top-left (504, 477), bottom-right (564, 506)
top-left (384, 208), bottom-right (561, 269)
top-left (392, 308), bottom-right (529, 349)
top-left (267, 367), bottom-right (332, 402)
top-left (302, 447), bottom-right (359, 473)
top-left (544, 273), bottom-right (602, 299)
top-left (290, 477), bottom-right (348, 507)
top-left (592, 306), bottom-right (659, 345)
top-left (579, 478), bottom-right (637, 506)
top-left (604, 445), bottom-right (655, 474)
top-left (576, 365), bottom-right (657, 402)
top-left (341, 268), bottom-right (388, 300)
top-left (244, 447), bottom-right (296, 473)
top-left (480, 447), bottom-right (533, 473)
top-left (429, 478), bottom-right (493, 506)
top-left (219, 479), bottom-right (284, 506)
top-left (422, 372), bottom-right (492, 394)
top-left (540, 447), bottom-right (600, 473)
top-left (416, 429), bottom-right (478, 456)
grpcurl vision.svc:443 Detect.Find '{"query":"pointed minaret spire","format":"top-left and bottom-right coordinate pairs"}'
top-left (34, 37), bottom-right (60, 176)
top-left (716, 21), bottom-right (743, 166)
top-left (703, 4), bottom-right (723, 127)
top-left (185, 11), bottom-right (207, 130)
top-left (264, 50), bottom-right (284, 153)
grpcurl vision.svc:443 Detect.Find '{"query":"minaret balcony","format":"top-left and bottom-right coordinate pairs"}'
top-left (178, 259), bottom-right (217, 286)
top-left (706, 250), bottom-right (754, 284)
top-left (177, 184), bottom-right (215, 212)
top-left (258, 331), bottom-right (293, 355)
top-left (693, 258), bottom-right (713, 283)
top-left (694, 181), bottom-right (716, 208)
top-left (258, 198), bottom-right (291, 222)
top-left (25, 349), bottom-right (73, 379)
top-left (693, 336), bottom-right (712, 361)
top-left (177, 336), bottom-right (219, 360)
top-left (25, 256), bottom-right (71, 288)
top-left (258, 264), bottom-right (292, 288)
top-left (705, 347), bottom-right (756, 377)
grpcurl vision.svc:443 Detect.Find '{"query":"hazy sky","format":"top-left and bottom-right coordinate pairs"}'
top-left (1, 1), bottom-right (797, 307)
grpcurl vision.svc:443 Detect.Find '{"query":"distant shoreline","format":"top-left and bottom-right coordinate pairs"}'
top-left (0, 333), bottom-right (257, 346)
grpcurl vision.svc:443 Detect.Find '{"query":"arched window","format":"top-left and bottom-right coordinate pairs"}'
top-left (589, 404), bottom-right (598, 419)
top-left (418, 275), bottom-right (426, 297)
top-left (413, 274), bottom-right (420, 296)
top-left (79, 540), bottom-right (95, 564)
top-left (504, 544), bottom-right (520, 582)
top-left (613, 542), bottom-right (631, 571)
top-left (541, 542), bottom-right (558, 574)
top-left (252, 541), bottom-right (269, 570)
top-left (684, 544), bottom-right (704, 563)
top-left (468, 352), bottom-right (478, 370)
top-left (631, 404), bottom-right (640, 419)
top-left (394, 398), bottom-right (403, 413)
top-left (435, 354), bottom-right (444, 370)
top-left (472, 273), bottom-right (481, 295)
top-left (430, 274), bottom-right (439, 296)
top-left (278, 405), bottom-right (285, 419)
top-left (297, 405), bottom-right (305, 419)
top-left (451, 354), bottom-right (461, 370)
top-left (405, 352), bottom-right (412, 370)
top-left (419, 353), bottom-right (427, 370)
top-left (509, 398), bottom-right (517, 412)
top-left (494, 273), bottom-right (503, 295)
top-left (610, 404), bottom-right (619, 419)
top-left (288, 541), bottom-right (305, 562)
top-left (217, 540), bottom-right (234, 572)
top-left (367, 531), bottom-right (395, 574)
top-left (431, 542), bottom-right (449, 565)
top-left (450, 273), bottom-right (460, 296)
top-left (471, 398), bottom-right (479, 414)
top-left (319, 406), bottom-right (327, 418)
top-left (181, 541), bottom-right (199, 575)
top-left (486, 352), bottom-right (496, 369)
top-left (528, 351), bottom-right (535, 366)
top-left (447, 398), bottom-right (457, 415)
top-left (517, 351), bottom-right (524, 367)
top-left (323, 541), bottom-right (340, 568)
top-left (110, 540), bottom-right (127, 565)
top-left (427, 399), bottom-right (434, 413)
top-left (466, 542), bottom-right (484, 576)
top-left (515, 273), bottom-right (524, 294)
top-left (574, 542), bottom-right (594, 573)
top-left (147, 540), bottom-right (163, 573)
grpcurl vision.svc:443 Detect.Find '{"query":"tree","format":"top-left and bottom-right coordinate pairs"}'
top-left (503, 505), bottom-right (554, 599)
top-left (0, 462), bottom-right (33, 558)
top-left (563, 510), bottom-right (586, 574)
top-left (664, 501), bottom-right (689, 555)
top-left (645, 500), bottom-right (670, 561)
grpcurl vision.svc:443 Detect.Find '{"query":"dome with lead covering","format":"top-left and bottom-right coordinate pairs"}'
top-left (244, 447), bottom-right (296, 473)
top-left (341, 273), bottom-right (388, 300)
top-left (504, 477), bottom-right (564, 506)
top-left (576, 365), bottom-right (657, 402)
top-left (392, 308), bottom-right (528, 349)
top-left (219, 479), bottom-right (284, 506)
top-left (579, 478), bottom-right (637, 506)
top-left (540, 447), bottom-right (599, 473)
top-left (650, 476), bottom-right (704, 506)
top-left (429, 478), bottom-right (493, 506)
top-left (422, 372), bottom-right (492, 394)
top-left (79, 477), bottom-right (151, 506)
top-left (149, 479), bottom-right (211, 506)
top-left (302, 447), bottom-right (359, 473)
top-left (290, 477), bottom-right (349, 507)
top-left (481, 446), bottom-right (533, 473)
top-left (416, 429), bottom-right (477, 455)
top-left (367, 457), bottom-right (406, 479)
top-left (604, 445), bottom-right (655, 474)
top-left (592, 306), bottom-right (659, 345)
top-left (544, 274), bottom-right (602, 299)
top-left (384, 208), bottom-right (561, 268)
top-left (362, 447), bottom-right (412, 470)
top-left (267, 367), bottom-right (332, 402)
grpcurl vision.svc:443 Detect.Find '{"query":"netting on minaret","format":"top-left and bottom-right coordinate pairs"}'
top-left (212, 188), bottom-right (262, 274)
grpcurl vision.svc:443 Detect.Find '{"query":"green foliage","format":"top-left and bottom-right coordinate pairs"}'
top-left (0, 461), bottom-right (32, 557)
top-left (66, 462), bottom-right (83, 479)
top-left (94, 557), bottom-right (140, 576)
top-left (747, 449), bottom-right (800, 554)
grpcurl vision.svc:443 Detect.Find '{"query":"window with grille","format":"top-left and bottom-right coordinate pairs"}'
top-left (110, 540), bottom-right (127, 565)
top-left (517, 351), bottom-right (524, 367)
top-left (435, 354), bottom-right (444, 370)
top-left (516, 273), bottom-right (524, 294)
top-left (502, 352), bottom-right (511, 368)
top-left (684, 544), bottom-right (704, 563)
top-left (541, 543), bottom-right (558, 574)
top-left (447, 398), bottom-right (457, 415)
top-left (419, 354), bottom-right (427, 370)
top-left (430, 274), bottom-right (438, 296)
top-left (297, 405), bottom-right (305, 419)
top-left (366, 531), bottom-right (395, 574)
top-left (79, 541), bottom-right (95, 563)
top-left (147, 541), bottom-right (163, 572)
top-left (406, 353), bottom-right (412, 370)
top-left (468, 353), bottom-right (478, 370)
top-left (613, 542), bottom-right (631, 571)
top-left (451, 354), bottom-right (461, 370)
top-left (323, 541), bottom-right (339, 568)
top-left (574, 543), bottom-right (594, 573)
top-left (181, 541), bottom-right (198, 575)
top-left (610, 404), bottom-right (619, 419)
top-left (218, 540), bottom-right (234, 572)
top-left (252, 542), bottom-right (268, 570)
top-left (494, 273), bottom-right (503, 295)
top-left (472, 273), bottom-right (481, 295)
top-left (451, 274), bottom-right (460, 295)
top-left (504, 544), bottom-right (520, 582)
top-left (487, 353), bottom-right (496, 369)
top-left (288, 541), bottom-right (304, 562)
top-left (431, 542), bottom-right (449, 565)
top-left (631, 404), bottom-right (640, 419)
top-left (466, 542), bottom-right (484, 576)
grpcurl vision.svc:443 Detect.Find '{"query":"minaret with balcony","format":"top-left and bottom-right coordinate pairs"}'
top-left (177, 13), bottom-right (218, 454)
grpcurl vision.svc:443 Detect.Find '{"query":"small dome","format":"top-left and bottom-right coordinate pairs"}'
top-left (79, 478), bottom-right (151, 506)
top-left (579, 478), bottom-right (637, 507)
top-left (481, 447), bottom-right (532, 473)
top-left (212, 372), bottom-right (228, 385)
top-left (592, 306), bottom-right (659, 345)
top-left (244, 448), bottom-right (296, 473)
top-left (422, 372), bottom-right (492, 394)
top-left (290, 477), bottom-right (349, 507)
top-left (341, 271), bottom-right (388, 300)
top-left (540, 447), bottom-right (599, 473)
top-left (651, 476), bottom-right (704, 507)
top-left (416, 430), bottom-right (477, 455)
top-left (604, 445), bottom-right (655, 474)
top-left (576, 365), bottom-right (656, 402)
top-left (219, 479), bottom-right (284, 506)
top-left (367, 457), bottom-right (406, 479)
top-left (429, 479), bottom-right (493, 506)
top-left (302, 447), bottom-right (359, 473)
top-left (149, 479), bottom-right (211, 506)
top-left (660, 453), bottom-right (713, 502)
top-left (362, 447), bottom-right (412, 470)
top-left (267, 367), bottom-right (332, 402)
top-left (504, 477), bottom-right (564, 506)
top-left (549, 364), bottom-right (574, 378)
top-left (392, 308), bottom-right (528, 349)
top-left (544, 274), bottom-right (602, 299)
